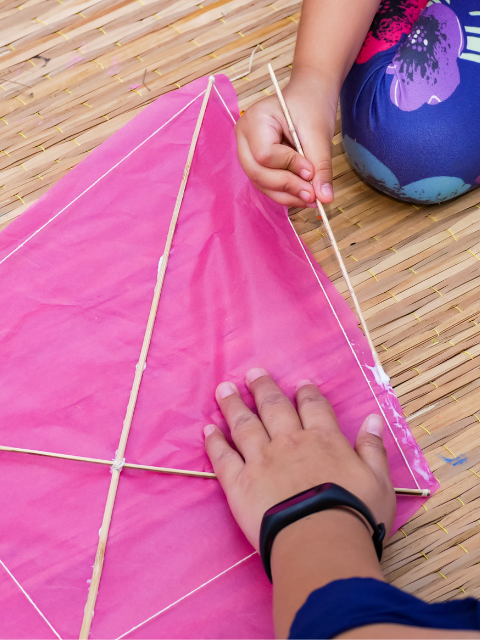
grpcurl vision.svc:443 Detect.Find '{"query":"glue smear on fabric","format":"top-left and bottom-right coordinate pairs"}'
top-left (365, 360), bottom-right (432, 483)
top-left (365, 361), bottom-right (390, 389)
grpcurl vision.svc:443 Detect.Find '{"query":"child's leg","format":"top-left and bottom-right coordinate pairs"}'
top-left (340, 0), bottom-right (480, 204)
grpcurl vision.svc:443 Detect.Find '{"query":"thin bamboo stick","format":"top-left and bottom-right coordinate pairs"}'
top-left (0, 445), bottom-right (216, 478)
top-left (394, 488), bottom-right (430, 496)
top-left (79, 75), bottom-right (216, 640)
top-left (267, 63), bottom-right (381, 371)
top-left (0, 443), bottom-right (429, 496)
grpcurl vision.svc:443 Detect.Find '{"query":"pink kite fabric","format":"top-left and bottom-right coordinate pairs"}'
top-left (0, 75), bottom-right (437, 639)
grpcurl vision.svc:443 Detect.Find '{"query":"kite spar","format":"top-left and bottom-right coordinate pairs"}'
top-left (79, 75), bottom-right (216, 640)
top-left (267, 64), bottom-right (386, 380)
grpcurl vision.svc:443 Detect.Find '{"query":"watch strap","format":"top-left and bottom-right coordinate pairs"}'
top-left (259, 482), bottom-right (386, 582)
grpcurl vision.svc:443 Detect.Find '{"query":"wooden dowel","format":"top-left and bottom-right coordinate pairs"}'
top-left (79, 75), bottom-right (217, 640)
top-left (0, 444), bottom-right (430, 496)
top-left (267, 64), bottom-right (381, 371)
top-left (0, 445), bottom-right (216, 478)
top-left (0, 445), bottom-right (430, 495)
top-left (394, 487), bottom-right (430, 496)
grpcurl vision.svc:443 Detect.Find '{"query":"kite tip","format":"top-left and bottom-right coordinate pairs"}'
top-left (209, 74), bottom-right (216, 83)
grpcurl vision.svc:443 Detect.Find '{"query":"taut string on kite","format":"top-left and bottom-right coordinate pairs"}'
top-left (79, 75), bottom-right (217, 640)
top-left (115, 551), bottom-right (258, 639)
top-left (0, 89), bottom-right (209, 269)
top-left (0, 559), bottom-right (62, 640)
top-left (267, 64), bottom-right (384, 376)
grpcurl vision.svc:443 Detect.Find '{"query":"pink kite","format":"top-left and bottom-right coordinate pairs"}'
top-left (0, 74), bottom-right (437, 639)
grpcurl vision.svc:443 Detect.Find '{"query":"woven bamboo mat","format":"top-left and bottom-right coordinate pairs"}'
top-left (1, 0), bottom-right (480, 606)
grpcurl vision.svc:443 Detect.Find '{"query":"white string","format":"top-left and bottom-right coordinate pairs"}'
top-left (215, 46), bottom-right (258, 123)
top-left (0, 89), bottom-right (208, 269)
top-left (230, 45), bottom-right (258, 82)
top-left (0, 558), bottom-right (62, 640)
top-left (111, 458), bottom-right (125, 473)
top-left (116, 552), bottom-right (256, 639)
top-left (214, 86), bottom-right (237, 125)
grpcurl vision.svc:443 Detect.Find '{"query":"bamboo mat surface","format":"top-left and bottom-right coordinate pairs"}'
top-left (1, 0), bottom-right (480, 605)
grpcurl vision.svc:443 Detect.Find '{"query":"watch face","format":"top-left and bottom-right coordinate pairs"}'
top-left (266, 483), bottom-right (334, 515)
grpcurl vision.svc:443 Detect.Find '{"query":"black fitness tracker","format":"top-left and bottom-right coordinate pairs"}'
top-left (259, 482), bottom-right (386, 582)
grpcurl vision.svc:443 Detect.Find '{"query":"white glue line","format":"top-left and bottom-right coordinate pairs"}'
top-left (0, 558), bottom-right (62, 640)
top-left (0, 90), bottom-right (208, 268)
top-left (116, 552), bottom-right (257, 639)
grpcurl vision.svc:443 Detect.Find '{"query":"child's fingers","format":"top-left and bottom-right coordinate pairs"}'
top-left (237, 100), bottom-right (315, 181)
top-left (236, 99), bottom-right (317, 201)
top-left (251, 164), bottom-right (315, 204)
top-left (261, 189), bottom-right (313, 208)
top-left (248, 136), bottom-right (314, 181)
top-left (301, 130), bottom-right (335, 204)
top-left (237, 136), bottom-right (316, 204)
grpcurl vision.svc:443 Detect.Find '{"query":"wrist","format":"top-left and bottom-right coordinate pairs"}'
top-left (271, 509), bottom-right (384, 638)
top-left (272, 508), bottom-right (383, 583)
top-left (283, 69), bottom-right (340, 136)
top-left (289, 64), bottom-right (343, 99)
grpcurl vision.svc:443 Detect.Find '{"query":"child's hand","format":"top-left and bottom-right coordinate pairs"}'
top-left (204, 368), bottom-right (396, 552)
top-left (234, 75), bottom-right (338, 208)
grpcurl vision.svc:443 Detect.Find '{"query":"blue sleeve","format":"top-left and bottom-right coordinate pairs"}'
top-left (289, 577), bottom-right (480, 639)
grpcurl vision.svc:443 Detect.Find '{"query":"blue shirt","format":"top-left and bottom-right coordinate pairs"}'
top-left (290, 578), bottom-right (480, 638)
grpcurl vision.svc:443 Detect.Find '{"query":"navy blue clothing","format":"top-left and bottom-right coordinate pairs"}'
top-left (340, 0), bottom-right (480, 203)
top-left (289, 578), bottom-right (480, 638)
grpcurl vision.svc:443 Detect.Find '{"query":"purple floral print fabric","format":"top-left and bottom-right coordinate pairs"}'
top-left (386, 3), bottom-right (464, 111)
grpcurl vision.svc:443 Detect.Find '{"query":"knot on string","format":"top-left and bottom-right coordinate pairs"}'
top-left (422, 489), bottom-right (430, 497)
top-left (111, 458), bottom-right (125, 473)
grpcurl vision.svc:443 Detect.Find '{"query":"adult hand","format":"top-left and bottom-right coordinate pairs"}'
top-left (234, 74), bottom-right (338, 208)
top-left (204, 367), bottom-right (396, 552)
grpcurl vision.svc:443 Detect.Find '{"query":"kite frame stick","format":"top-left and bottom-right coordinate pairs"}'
top-left (394, 488), bottom-right (430, 496)
top-left (267, 64), bottom-right (381, 371)
top-left (79, 74), bottom-right (216, 640)
top-left (0, 443), bottom-right (429, 496)
top-left (0, 444), bottom-right (216, 478)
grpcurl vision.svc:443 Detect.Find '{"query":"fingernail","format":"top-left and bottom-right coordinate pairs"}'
top-left (300, 168), bottom-right (311, 180)
top-left (295, 379), bottom-right (313, 391)
top-left (366, 414), bottom-right (384, 438)
top-left (216, 381), bottom-right (236, 399)
top-left (321, 183), bottom-right (334, 199)
top-left (300, 190), bottom-right (312, 203)
top-left (246, 367), bottom-right (268, 385)
top-left (204, 424), bottom-right (215, 437)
